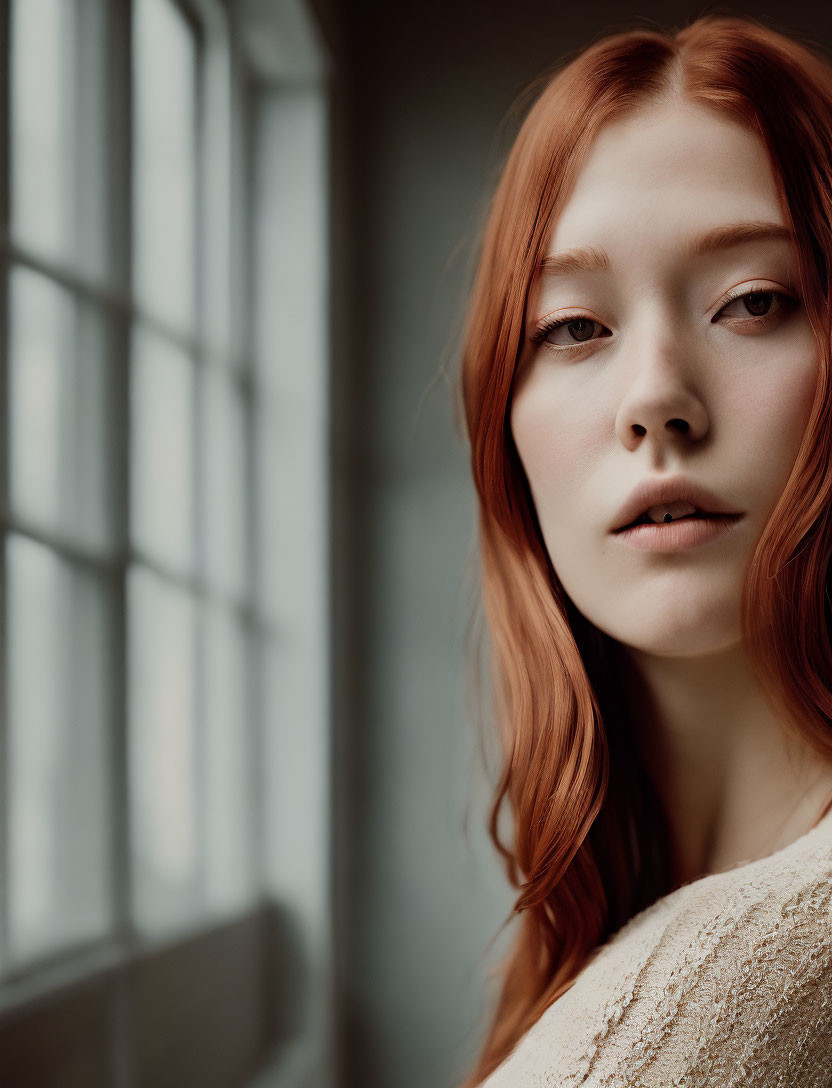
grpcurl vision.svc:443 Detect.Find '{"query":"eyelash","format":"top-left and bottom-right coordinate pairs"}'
top-left (528, 283), bottom-right (801, 357)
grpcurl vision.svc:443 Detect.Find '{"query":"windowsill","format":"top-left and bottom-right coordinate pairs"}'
top-left (0, 895), bottom-right (272, 1022)
top-left (0, 900), bottom-right (281, 1087)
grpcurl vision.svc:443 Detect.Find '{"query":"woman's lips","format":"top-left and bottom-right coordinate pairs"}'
top-left (610, 475), bottom-right (742, 532)
top-left (622, 508), bottom-right (715, 530)
top-left (614, 512), bottom-right (744, 552)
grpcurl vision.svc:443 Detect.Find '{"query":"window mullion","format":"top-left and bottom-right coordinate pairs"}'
top-left (235, 68), bottom-right (267, 900)
top-left (106, 0), bottom-right (135, 966)
top-left (192, 11), bottom-right (208, 915)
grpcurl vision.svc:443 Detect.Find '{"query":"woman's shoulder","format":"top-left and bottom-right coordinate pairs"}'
top-left (482, 814), bottom-right (832, 1087)
top-left (594, 820), bottom-right (832, 1087)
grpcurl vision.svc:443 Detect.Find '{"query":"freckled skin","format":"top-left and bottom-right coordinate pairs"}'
top-left (509, 97), bottom-right (832, 879)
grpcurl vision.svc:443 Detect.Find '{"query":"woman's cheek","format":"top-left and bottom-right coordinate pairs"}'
top-left (730, 348), bottom-right (817, 479)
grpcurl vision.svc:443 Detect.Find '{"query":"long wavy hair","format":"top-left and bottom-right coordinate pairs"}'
top-left (458, 13), bottom-right (832, 1087)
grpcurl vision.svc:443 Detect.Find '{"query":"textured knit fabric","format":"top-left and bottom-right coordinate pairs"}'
top-left (482, 806), bottom-right (832, 1087)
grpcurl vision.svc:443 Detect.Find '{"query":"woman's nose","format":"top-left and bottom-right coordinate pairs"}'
top-left (613, 331), bottom-right (710, 451)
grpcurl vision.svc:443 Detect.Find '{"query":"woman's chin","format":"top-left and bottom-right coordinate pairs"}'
top-left (571, 587), bottom-right (743, 658)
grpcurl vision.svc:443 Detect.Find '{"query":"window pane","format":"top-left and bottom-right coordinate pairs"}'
top-left (10, 0), bottom-right (74, 264)
top-left (6, 534), bottom-right (113, 966)
top-left (128, 567), bottom-right (198, 933)
top-left (9, 268), bottom-right (119, 554)
top-left (202, 368), bottom-right (247, 601)
top-left (132, 0), bottom-right (197, 331)
top-left (130, 326), bottom-right (195, 575)
top-left (10, 0), bottom-right (107, 278)
top-left (202, 603), bottom-right (255, 913)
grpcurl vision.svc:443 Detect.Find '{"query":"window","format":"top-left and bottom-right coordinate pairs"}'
top-left (5, 0), bottom-right (120, 975)
top-left (0, 0), bottom-right (288, 1082)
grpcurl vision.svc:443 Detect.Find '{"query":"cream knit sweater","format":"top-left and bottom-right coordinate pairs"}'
top-left (481, 805), bottom-right (832, 1087)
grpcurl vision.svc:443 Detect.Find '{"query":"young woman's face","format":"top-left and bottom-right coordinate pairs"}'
top-left (510, 98), bottom-right (819, 657)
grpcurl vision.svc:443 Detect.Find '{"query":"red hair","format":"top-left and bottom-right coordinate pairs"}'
top-left (457, 13), bottom-right (832, 1086)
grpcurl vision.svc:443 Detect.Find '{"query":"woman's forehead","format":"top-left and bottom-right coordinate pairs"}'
top-left (545, 99), bottom-right (783, 257)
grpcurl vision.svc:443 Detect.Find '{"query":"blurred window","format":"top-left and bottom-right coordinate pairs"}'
top-left (1, 0), bottom-right (261, 986)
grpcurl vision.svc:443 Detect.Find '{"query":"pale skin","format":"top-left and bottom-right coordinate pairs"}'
top-left (509, 94), bottom-right (832, 887)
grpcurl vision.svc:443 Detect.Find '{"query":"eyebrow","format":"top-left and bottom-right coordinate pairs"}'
top-left (537, 221), bottom-right (796, 278)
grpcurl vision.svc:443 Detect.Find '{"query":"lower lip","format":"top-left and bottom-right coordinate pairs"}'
top-left (613, 514), bottom-right (744, 552)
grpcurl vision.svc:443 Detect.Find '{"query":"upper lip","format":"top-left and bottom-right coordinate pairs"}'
top-left (611, 475), bottom-right (743, 532)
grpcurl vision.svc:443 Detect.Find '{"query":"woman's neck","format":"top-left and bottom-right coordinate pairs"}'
top-left (619, 641), bottom-right (832, 882)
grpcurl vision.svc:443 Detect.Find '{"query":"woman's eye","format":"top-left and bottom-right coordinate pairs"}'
top-left (531, 288), bottom-right (798, 353)
top-left (533, 316), bottom-right (610, 349)
top-left (717, 288), bottom-right (793, 322)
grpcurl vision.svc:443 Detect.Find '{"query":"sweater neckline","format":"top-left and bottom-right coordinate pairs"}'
top-left (592, 796), bottom-right (832, 956)
top-left (667, 791), bottom-right (832, 897)
top-left (547, 798), bottom-right (832, 1020)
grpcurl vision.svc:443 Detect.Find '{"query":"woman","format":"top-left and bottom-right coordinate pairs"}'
top-left (458, 14), bottom-right (832, 1087)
